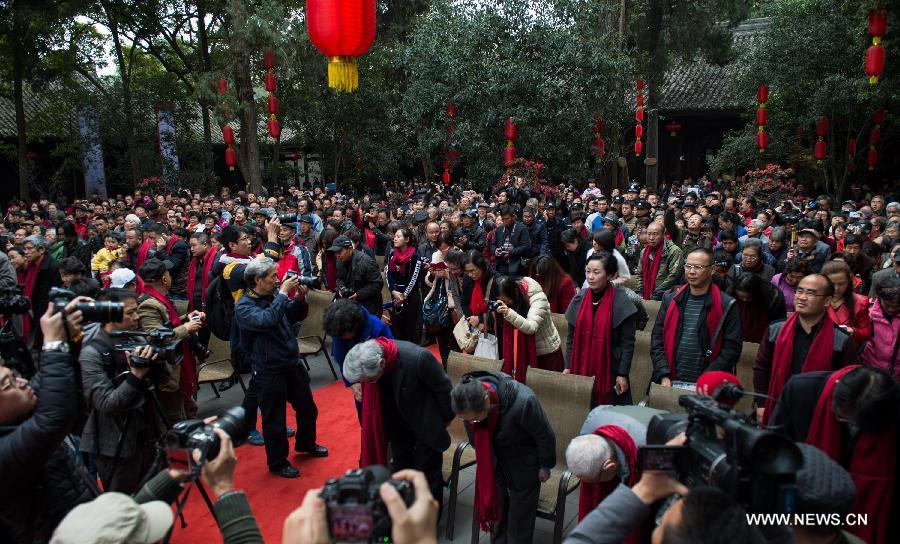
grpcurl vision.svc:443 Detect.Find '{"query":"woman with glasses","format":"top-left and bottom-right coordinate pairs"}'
top-left (821, 260), bottom-right (872, 346)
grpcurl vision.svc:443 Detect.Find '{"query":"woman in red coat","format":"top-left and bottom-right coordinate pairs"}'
top-left (530, 254), bottom-right (576, 314)
top-left (821, 260), bottom-right (871, 346)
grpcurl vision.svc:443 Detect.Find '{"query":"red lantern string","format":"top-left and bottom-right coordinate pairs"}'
top-left (264, 49), bottom-right (280, 140)
top-left (814, 116), bottom-right (828, 163)
top-left (593, 117), bottom-right (605, 157)
top-left (503, 117), bottom-right (518, 168)
top-left (865, 9), bottom-right (889, 85)
top-left (218, 78), bottom-right (236, 171)
top-left (757, 84), bottom-right (768, 153)
top-left (635, 78), bottom-right (645, 156)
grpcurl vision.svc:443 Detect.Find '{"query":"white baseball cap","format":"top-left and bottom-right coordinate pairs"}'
top-left (108, 268), bottom-right (137, 288)
top-left (51, 492), bottom-right (173, 544)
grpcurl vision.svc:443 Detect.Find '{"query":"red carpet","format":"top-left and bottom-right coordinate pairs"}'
top-left (170, 381), bottom-right (360, 543)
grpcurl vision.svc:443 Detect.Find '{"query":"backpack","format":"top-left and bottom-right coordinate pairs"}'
top-left (205, 262), bottom-right (240, 340)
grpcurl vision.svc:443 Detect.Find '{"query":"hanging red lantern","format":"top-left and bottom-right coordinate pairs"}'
top-left (869, 9), bottom-right (888, 42)
top-left (442, 170), bottom-right (451, 185)
top-left (446, 148), bottom-right (459, 161)
top-left (757, 84), bottom-right (769, 104)
top-left (756, 131), bottom-right (768, 152)
top-left (866, 44), bottom-right (885, 85)
top-left (814, 140), bottom-right (826, 163)
top-left (217, 79), bottom-right (228, 96)
top-left (268, 118), bottom-right (281, 139)
top-left (264, 50), bottom-right (276, 71)
top-left (446, 101), bottom-right (457, 119)
top-left (756, 108), bottom-right (768, 127)
top-left (225, 147), bottom-right (237, 171)
top-left (870, 126), bottom-right (881, 145)
top-left (634, 140), bottom-right (643, 156)
top-left (504, 117), bottom-right (518, 141)
top-left (665, 121), bottom-right (682, 137)
top-left (594, 139), bottom-right (606, 157)
top-left (636, 93), bottom-right (645, 107)
top-left (221, 125), bottom-right (235, 146)
top-left (635, 107), bottom-right (644, 122)
top-left (874, 107), bottom-right (886, 125)
top-left (503, 145), bottom-right (516, 166)
top-left (848, 138), bottom-right (857, 157)
top-left (593, 118), bottom-right (604, 134)
top-left (264, 73), bottom-right (277, 93)
top-left (636, 79), bottom-right (645, 91)
top-left (306, 0), bottom-right (376, 92)
top-left (816, 116), bottom-right (829, 137)
top-left (267, 95), bottom-right (279, 116)
top-left (634, 123), bottom-right (644, 138)
top-left (868, 147), bottom-right (879, 170)
top-left (292, 151), bottom-right (300, 162)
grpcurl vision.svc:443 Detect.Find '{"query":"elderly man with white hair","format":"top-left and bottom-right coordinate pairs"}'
top-left (234, 256), bottom-right (327, 478)
top-left (21, 234), bottom-right (61, 348)
top-left (566, 405), bottom-right (666, 522)
top-left (343, 337), bottom-right (453, 511)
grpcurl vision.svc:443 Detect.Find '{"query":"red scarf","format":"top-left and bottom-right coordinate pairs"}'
top-left (364, 228), bottom-right (376, 249)
top-left (640, 242), bottom-right (664, 299)
top-left (570, 285), bottom-right (616, 404)
top-left (136, 240), bottom-right (153, 270)
top-left (22, 256), bottom-right (43, 344)
top-left (165, 235), bottom-right (180, 254)
top-left (360, 337), bottom-right (398, 467)
top-left (578, 425), bottom-right (640, 540)
top-left (614, 229), bottom-right (624, 247)
top-left (186, 249), bottom-right (216, 312)
top-left (807, 366), bottom-right (896, 544)
top-left (662, 285), bottom-right (723, 381)
top-left (501, 281), bottom-right (538, 383)
top-left (471, 381), bottom-right (501, 532)
top-left (470, 279), bottom-right (488, 316)
top-left (762, 313), bottom-right (835, 424)
top-left (141, 284), bottom-right (197, 399)
top-left (324, 253), bottom-right (337, 291)
top-left (389, 245), bottom-right (415, 276)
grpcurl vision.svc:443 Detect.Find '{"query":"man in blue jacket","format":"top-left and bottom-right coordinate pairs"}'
top-left (234, 256), bottom-right (327, 478)
top-left (324, 299), bottom-right (392, 422)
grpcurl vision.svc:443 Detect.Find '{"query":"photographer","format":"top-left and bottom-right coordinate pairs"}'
top-left (283, 469), bottom-right (439, 544)
top-left (1, 303), bottom-right (93, 543)
top-left (490, 206), bottom-right (532, 276)
top-left (330, 235), bottom-right (384, 318)
top-left (137, 259), bottom-right (205, 423)
top-left (80, 288), bottom-right (164, 493)
top-left (234, 257), bottom-right (326, 478)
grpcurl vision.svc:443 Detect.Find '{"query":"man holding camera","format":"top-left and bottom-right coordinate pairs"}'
top-left (267, 216), bottom-right (314, 278)
top-left (490, 206), bottom-right (532, 276)
top-left (331, 235), bottom-right (384, 318)
top-left (234, 257), bottom-right (327, 478)
top-left (80, 288), bottom-right (164, 493)
top-left (137, 259), bottom-right (205, 423)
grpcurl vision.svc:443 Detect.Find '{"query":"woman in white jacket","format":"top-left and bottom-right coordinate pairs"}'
top-left (493, 274), bottom-right (563, 382)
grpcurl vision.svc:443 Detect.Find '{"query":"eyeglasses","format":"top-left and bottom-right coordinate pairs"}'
top-left (741, 254), bottom-right (759, 261)
top-left (794, 288), bottom-right (827, 297)
top-left (683, 264), bottom-right (711, 271)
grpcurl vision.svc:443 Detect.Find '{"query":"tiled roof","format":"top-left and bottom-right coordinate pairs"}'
top-left (659, 18), bottom-right (771, 113)
top-left (0, 86), bottom-right (74, 139)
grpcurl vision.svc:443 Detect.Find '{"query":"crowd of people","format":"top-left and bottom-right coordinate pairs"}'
top-left (0, 175), bottom-right (898, 544)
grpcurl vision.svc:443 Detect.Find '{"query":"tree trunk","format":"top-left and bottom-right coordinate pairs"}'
top-left (103, 3), bottom-right (141, 185)
top-left (197, 0), bottom-right (214, 185)
top-left (12, 42), bottom-right (29, 200)
top-left (270, 138), bottom-right (281, 191)
top-left (229, 0), bottom-right (262, 193)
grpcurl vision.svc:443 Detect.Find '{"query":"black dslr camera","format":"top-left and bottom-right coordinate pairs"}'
top-left (0, 286), bottom-right (30, 316)
top-left (49, 287), bottom-right (124, 323)
top-left (487, 299), bottom-right (504, 312)
top-left (283, 270), bottom-right (321, 289)
top-left (165, 406), bottom-right (249, 478)
top-left (642, 395), bottom-right (802, 514)
top-left (278, 212), bottom-right (299, 224)
top-left (321, 465), bottom-right (414, 543)
top-left (336, 286), bottom-right (356, 299)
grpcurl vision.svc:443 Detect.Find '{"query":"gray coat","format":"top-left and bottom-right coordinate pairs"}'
top-left (462, 371), bottom-right (556, 491)
top-left (79, 328), bottom-right (151, 458)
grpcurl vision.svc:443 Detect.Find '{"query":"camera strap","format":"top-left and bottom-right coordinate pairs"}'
top-left (705, 298), bottom-right (735, 368)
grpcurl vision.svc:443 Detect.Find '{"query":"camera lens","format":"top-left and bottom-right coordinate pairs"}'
top-left (207, 406), bottom-right (249, 459)
top-left (76, 301), bottom-right (124, 323)
top-left (297, 276), bottom-right (321, 289)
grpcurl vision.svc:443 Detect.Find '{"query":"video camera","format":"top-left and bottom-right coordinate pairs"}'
top-left (643, 394), bottom-right (802, 514)
top-left (320, 465), bottom-right (414, 543)
top-left (109, 328), bottom-right (181, 368)
top-left (49, 287), bottom-right (124, 323)
top-left (0, 286), bottom-right (30, 316)
top-left (165, 406), bottom-right (249, 479)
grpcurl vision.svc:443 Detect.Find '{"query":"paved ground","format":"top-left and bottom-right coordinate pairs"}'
top-left (195, 341), bottom-right (580, 543)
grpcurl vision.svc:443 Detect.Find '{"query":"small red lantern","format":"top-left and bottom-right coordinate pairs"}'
top-left (868, 147), bottom-right (879, 170)
top-left (221, 125), bottom-right (235, 146)
top-left (634, 124), bottom-right (644, 138)
top-left (756, 108), bottom-right (767, 127)
top-left (870, 127), bottom-right (881, 145)
top-left (634, 140), bottom-right (643, 156)
top-left (264, 50), bottom-right (276, 70)
top-left (636, 79), bottom-right (645, 91)
top-left (268, 118), bottom-right (281, 139)
top-left (665, 121), bottom-right (682, 137)
top-left (593, 118), bottom-right (604, 134)
top-left (446, 148), bottom-right (459, 160)
top-left (869, 9), bottom-right (888, 41)
top-left (757, 84), bottom-right (769, 104)
top-left (636, 93), bottom-right (645, 107)
top-left (306, 0), bottom-right (376, 92)
top-left (292, 151), bottom-right (300, 162)
top-left (816, 116), bottom-right (829, 137)
top-left (874, 107), bottom-right (886, 125)
top-left (267, 95), bottom-right (279, 116)
top-left (848, 138), bottom-right (857, 157)
top-left (635, 108), bottom-right (644, 122)
top-left (756, 131), bottom-right (768, 152)
top-left (264, 73), bottom-right (277, 93)
top-left (225, 147), bottom-right (237, 171)
top-left (442, 170), bottom-right (451, 185)
top-left (594, 139), bottom-right (606, 157)
top-left (503, 145), bottom-right (516, 166)
top-left (866, 44), bottom-right (885, 85)
top-left (504, 117), bottom-right (518, 141)
top-left (217, 79), bottom-right (228, 96)
top-left (446, 102), bottom-right (457, 119)
top-left (814, 140), bottom-right (826, 163)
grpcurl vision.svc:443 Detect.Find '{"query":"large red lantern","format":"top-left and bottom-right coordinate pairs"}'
top-left (634, 123), bottom-right (644, 139)
top-left (756, 108), bottom-right (767, 127)
top-left (814, 140), bottom-right (826, 163)
top-left (225, 147), bottom-right (237, 171)
top-left (756, 84), bottom-right (768, 153)
top-left (503, 117), bottom-right (517, 168)
top-left (594, 139), bottom-right (606, 157)
top-left (757, 84), bottom-right (769, 104)
top-left (635, 108), bottom-right (644, 122)
top-left (263, 50), bottom-right (276, 71)
top-left (868, 147), bottom-right (879, 170)
top-left (504, 117), bottom-right (518, 141)
top-left (874, 107), bottom-right (886, 125)
top-left (756, 131), bottom-right (768, 151)
top-left (813, 116), bottom-right (828, 164)
top-left (221, 125), bottom-right (235, 146)
top-left (816, 116), bottom-right (829, 137)
top-left (634, 140), bottom-right (643, 156)
top-left (665, 121), bottom-right (682, 137)
top-left (217, 79), bottom-right (228, 96)
top-left (866, 44), bottom-right (885, 85)
top-left (446, 101), bottom-right (457, 119)
top-left (268, 118), bottom-right (281, 139)
top-left (264, 73), bottom-right (277, 93)
top-left (869, 9), bottom-right (888, 39)
top-left (870, 126), bottom-right (881, 145)
top-left (306, 0), bottom-right (376, 92)
top-left (593, 118), bottom-right (604, 134)
top-left (593, 117), bottom-right (606, 157)
top-left (267, 95), bottom-right (279, 116)
top-left (503, 145), bottom-right (516, 166)
top-left (442, 170), bottom-right (451, 185)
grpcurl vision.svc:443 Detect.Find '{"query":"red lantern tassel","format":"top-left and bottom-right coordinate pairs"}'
top-left (328, 56), bottom-right (359, 92)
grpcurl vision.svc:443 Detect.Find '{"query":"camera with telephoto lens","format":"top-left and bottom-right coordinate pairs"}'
top-left (321, 465), bottom-right (414, 543)
top-left (277, 213), bottom-right (299, 224)
top-left (0, 286), bottom-right (30, 316)
top-left (284, 270), bottom-right (321, 289)
top-left (109, 328), bottom-right (180, 368)
top-left (49, 287), bottom-right (124, 323)
top-left (165, 406), bottom-right (249, 477)
top-left (642, 395), bottom-right (802, 514)
top-left (487, 299), bottom-right (504, 312)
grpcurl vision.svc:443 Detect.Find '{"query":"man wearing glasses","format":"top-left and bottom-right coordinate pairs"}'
top-left (650, 248), bottom-right (742, 386)
top-left (753, 274), bottom-right (857, 424)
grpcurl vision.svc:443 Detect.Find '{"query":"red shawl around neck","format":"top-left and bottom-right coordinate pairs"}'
top-left (641, 242), bottom-right (664, 299)
top-left (570, 285), bottom-right (616, 404)
top-left (470, 381), bottom-right (501, 532)
top-left (578, 425), bottom-right (640, 542)
top-left (186, 249), bottom-right (217, 312)
top-left (661, 284), bottom-right (723, 380)
top-left (141, 284), bottom-right (197, 399)
top-left (22, 256), bottom-right (43, 344)
top-left (360, 337), bottom-right (398, 467)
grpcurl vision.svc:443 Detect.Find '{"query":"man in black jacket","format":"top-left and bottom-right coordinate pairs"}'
top-left (0, 303), bottom-right (93, 543)
top-left (22, 234), bottom-right (62, 349)
top-left (234, 257), bottom-right (327, 478)
top-left (491, 205), bottom-right (532, 276)
top-left (456, 210), bottom-right (487, 254)
top-left (451, 371), bottom-right (556, 544)
top-left (343, 337), bottom-right (453, 511)
top-left (651, 248), bottom-right (742, 384)
top-left (330, 235), bottom-right (384, 318)
top-left (543, 201), bottom-right (569, 269)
